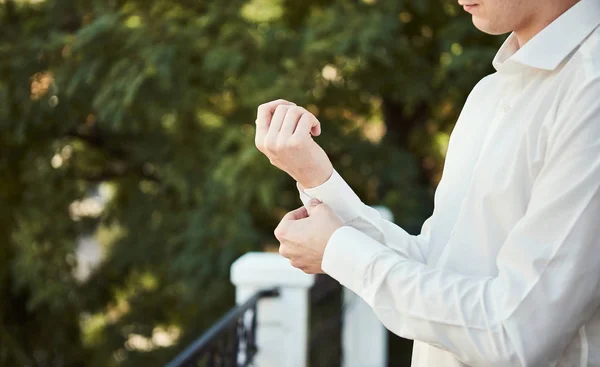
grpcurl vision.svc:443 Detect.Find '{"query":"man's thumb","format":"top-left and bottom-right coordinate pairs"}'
top-left (307, 198), bottom-right (322, 215)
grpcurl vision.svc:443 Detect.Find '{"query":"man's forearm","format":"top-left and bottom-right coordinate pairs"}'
top-left (298, 169), bottom-right (431, 264)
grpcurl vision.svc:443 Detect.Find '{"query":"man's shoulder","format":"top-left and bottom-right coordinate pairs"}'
top-left (579, 25), bottom-right (600, 62)
top-left (550, 28), bottom-right (600, 116)
top-left (565, 26), bottom-right (600, 83)
top-left (549, 30), bottom-right (600, 142)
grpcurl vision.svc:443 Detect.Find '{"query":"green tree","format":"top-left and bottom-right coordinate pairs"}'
top-left (0, 0), bottom-right (499, 365)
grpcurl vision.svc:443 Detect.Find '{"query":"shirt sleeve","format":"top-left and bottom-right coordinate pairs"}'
top-left (321, 82), bottom-right (600, 366)
top-left (297, 170), bottom-right (431, 264)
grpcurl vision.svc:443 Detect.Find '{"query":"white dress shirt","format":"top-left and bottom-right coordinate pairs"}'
top-left (298, 1), bottom-right (600, 365)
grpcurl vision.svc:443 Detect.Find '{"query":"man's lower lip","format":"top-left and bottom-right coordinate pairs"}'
top-left (463, 4), bottom-right (477, 12)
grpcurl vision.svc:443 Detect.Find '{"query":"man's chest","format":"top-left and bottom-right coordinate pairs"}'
top-left (428, 72), bottom-right (559, 273)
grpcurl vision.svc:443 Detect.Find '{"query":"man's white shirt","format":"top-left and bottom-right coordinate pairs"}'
top-left (298, 0), bottom-right (600, 365)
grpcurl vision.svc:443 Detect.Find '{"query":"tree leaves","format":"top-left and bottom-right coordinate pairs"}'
top-left (0, 0), bottom-right (500, 365)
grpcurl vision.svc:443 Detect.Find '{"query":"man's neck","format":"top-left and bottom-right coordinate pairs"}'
top-left (514, 0), bottom-right (580, 47)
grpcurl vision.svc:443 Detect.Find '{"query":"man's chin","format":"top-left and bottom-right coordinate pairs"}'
top-left (472, 17), bottom-right (511, 36)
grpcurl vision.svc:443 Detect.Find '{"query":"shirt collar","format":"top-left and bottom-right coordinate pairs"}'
top-left (493, 0), bottom-right (600, 72)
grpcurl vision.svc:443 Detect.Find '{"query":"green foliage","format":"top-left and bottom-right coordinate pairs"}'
top-left (0, 0), bottom-right (499, 365)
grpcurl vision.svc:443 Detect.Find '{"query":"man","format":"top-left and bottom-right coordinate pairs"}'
top-left (254, 0), bottom-right (600, 365)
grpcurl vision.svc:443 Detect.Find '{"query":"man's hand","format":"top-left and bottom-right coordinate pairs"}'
top-left (275, 199), bottom-right (343, 274)
top-left (255, 99), bottom-right (333, 189)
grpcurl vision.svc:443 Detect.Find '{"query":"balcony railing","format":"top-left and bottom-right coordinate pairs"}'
top-left (165, 288), bottom-right (279, 367)
top-left (168, 209), bottom-right (391, 367)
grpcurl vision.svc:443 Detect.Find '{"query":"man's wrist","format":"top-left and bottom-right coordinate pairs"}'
top-left (298, 166), bottom-right (334, 190)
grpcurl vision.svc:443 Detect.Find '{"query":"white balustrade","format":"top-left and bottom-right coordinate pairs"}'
top-left (231, 206), bottom-right (391, 367)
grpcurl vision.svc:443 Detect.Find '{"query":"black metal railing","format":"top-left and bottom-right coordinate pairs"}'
top-left (166, 288), bottom-right (279, 367)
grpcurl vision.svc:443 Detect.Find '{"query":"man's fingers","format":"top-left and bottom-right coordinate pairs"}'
top-left (256, 99), bottom-right (295, 145)
top-left (274, 206), bottom-right (307, 242)
top-left (278, 242), bottom-right (299, 259)
top-left (256, 99), bottom-right (295, 128)
top-left (268, 104), bottom-right (291, 135)
top-left (264, 105), bottom-right (292, 152)
top-left (282, 206), bottom-right (309, 221)
top-left (294, 113), bottom-right (321, 138)
top-left (311, 118), bottom-right (321, 136)
top-left (279, 106), bottom-right (305, 140)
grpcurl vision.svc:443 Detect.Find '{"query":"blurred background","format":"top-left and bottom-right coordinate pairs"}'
top-left (0, 0), bottom-right (502, 365)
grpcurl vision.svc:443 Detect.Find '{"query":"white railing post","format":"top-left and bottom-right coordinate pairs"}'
top-left (231, 252), bottom-right (315, 367)
top-left (342, 206), bottom-right (391, 367)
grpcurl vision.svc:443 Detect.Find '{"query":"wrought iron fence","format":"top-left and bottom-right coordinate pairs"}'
top-left (166, 288), bottom-right (279, 367)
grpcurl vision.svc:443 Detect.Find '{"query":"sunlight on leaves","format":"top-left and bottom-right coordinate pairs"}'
top-left (241, 0), bottom-right (284, 23)
top-left (125, 15), bottom-right (143, 29)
